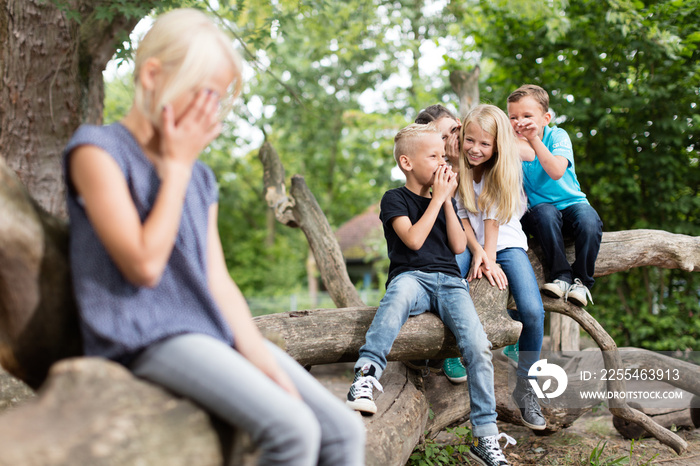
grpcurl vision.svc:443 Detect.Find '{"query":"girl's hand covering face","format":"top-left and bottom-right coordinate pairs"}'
top-left (155, 89), bottom-right (223, 178)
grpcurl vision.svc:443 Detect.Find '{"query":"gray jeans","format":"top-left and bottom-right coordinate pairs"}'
top-left (130, 333), bottom-right (365, 466)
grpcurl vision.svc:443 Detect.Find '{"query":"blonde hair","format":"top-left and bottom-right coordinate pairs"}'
top-left (507, 84), bottom-right (549, 114)
top-left (393, 123), bottom-right (440, 165)
top-left (457, 104), bottom-right (524, 224)
top-left (133, 9), bottom-right (243, 125)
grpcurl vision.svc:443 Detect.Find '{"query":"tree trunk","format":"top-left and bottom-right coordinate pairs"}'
top-left (0, 1), bottom-right (142, 217)
top-left (449, 66), bottom-right (480, 117)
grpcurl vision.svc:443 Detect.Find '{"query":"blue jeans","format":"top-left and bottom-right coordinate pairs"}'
top-left (521, 202), bottom-right (603, 289)
top-left (456, 247), bottom-right (545, 379)
top-left (356, 271), bottom-right (498, 437)
top-left (131, 334), bottom-right (365, 466)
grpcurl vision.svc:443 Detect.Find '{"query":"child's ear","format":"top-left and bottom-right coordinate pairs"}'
top-left (138, 57), bottom-right (163, 91)
top-left (543, 111), bottom-right (552, 125)
top-left (399, 154), bottom-right (412, 172)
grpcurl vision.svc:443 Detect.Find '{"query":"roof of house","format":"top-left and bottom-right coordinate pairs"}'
top-left (335, 204), bottom-right (383, 261)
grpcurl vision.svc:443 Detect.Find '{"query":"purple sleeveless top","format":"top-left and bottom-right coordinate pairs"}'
top-left (63, 123), bottom-right (234, 365)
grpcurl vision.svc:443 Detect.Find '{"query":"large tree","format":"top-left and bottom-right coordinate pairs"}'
top-left (0, 0), bottom-right (178, 216)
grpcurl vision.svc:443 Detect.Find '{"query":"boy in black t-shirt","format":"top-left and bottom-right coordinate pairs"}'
top-left (346, 123), bottom-right (514, 466)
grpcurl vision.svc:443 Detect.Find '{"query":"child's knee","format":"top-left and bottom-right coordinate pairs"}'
top-left (258, 402), bottom-right (321, 462)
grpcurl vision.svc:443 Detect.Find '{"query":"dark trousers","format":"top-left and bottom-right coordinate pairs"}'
top-left (521, 202), bottom-right (603, 289)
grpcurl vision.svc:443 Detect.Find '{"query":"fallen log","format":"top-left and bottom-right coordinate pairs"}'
top-left (613, 402), bottom-right (696, 440)
top-left (255, 276), bottom-right (521, 366)
top-left (0, 358), bottom-right (232, 466)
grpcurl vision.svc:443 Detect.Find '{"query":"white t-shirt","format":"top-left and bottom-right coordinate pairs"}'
top-left (455, 178), bottom-right (528, 252)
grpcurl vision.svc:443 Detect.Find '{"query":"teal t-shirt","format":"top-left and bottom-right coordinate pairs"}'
top-left (522, 125), bottom-right (588, 210)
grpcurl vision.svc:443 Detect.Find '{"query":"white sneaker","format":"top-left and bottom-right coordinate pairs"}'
top-left (542, 279), bottom-right (570, 299)
top-left (566, 278), bottom-right (594, 307)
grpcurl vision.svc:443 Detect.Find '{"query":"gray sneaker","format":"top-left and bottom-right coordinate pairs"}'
top-left (512, 377), bottom-right (546, 430)
top-left (566, 278), bottom-right (594, 307)
top-left (542, 279), bottom-right (570, 299)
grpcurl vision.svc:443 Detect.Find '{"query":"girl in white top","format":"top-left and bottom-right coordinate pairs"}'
top-left (455, 104), bottom-right (547, 431)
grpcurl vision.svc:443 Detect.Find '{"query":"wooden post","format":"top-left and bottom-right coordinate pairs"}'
top-left (550, 313), bottom-right (580, 351)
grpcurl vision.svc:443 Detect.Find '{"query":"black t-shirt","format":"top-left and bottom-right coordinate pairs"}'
top-left (380, 186), bottom-right (463, 287)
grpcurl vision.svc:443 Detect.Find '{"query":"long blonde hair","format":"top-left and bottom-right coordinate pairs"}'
top-left (457, 104), bottom-right (524, 224)
top-left (133, 9), bottom-right (243, 125)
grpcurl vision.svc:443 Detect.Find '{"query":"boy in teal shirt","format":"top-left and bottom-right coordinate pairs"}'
top-left (507, 84), bottom-right (603, 306)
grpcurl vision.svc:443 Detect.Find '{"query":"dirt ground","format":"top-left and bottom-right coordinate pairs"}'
top-left (311, 363), bottom-right (700, 466)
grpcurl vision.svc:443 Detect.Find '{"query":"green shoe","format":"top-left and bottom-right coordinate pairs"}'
top-left (503, 342), bottom-right (519, 366)
top-left (443, 357), bottom-right (467, 384)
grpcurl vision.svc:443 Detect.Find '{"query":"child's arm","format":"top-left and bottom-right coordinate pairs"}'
top-left (516, 137), bottom-right (536, 162)
top-left (479, 219), bottom-right (508, 290)
top-left (207, 203), bottom-right (301, 399)
top-left (393, 165), bottom-right (462, 251)
top-left (444, 198), bottom-right (467, 255)
top-left (461, 217), bottom-right (501, 285)
top-left (515, 119), bottom-right (568, 180)
top-left (69, 90), bottom-right (221, 287)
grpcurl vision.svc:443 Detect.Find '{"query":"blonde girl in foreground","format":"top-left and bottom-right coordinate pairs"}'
top-left (63, 9), bottom-right (364, 465)
top-left (455, 104), bottom-right (547, 432)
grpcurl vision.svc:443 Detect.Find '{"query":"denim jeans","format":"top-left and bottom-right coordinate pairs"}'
top-left (456, 247), bottom-right (545, 379)
top-left (131, 334), bottom-right (365, 466)
top-left (521, 202), bottom-right (603, 289)
top-left (356, 271), bottom-right (498, 437)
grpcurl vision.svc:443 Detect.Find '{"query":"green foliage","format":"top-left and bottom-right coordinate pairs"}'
top-left (450, 0), bottom-right (699, 350)
top-left (202, 129), bottom-right (309, 298)
top-left (103, 73), bottom-right (133, 124)
top-left (585, 439), bottom-right (658, 466)
top-left (408, 426), bottom-right (473, 466)
top-left (588, 440), bottom-right (628, 465)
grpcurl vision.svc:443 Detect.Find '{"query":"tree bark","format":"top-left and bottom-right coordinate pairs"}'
top-left (449, 66), bottom-right (480, 117)
top-left (0, 1), bottom-right (142, 217)
top-left (0, 358), bottom-right (237, 466)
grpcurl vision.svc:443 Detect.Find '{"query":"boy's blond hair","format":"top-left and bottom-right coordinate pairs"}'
top-left (134, 9), bottom-right (243, 125)
top-left (507, 84), bottom-right (549, 114)
top-left (393, 123), bottom-right (440, 165)
top-left (458, 104), bottom-right (524, 224)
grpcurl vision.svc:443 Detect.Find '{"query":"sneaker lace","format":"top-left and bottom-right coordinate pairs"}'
top-left (522, 379), bottom-right (550, 408)
top-left (554, 279), bottom-right (569, 291)
top-left (444, 358), bottom-right (465, 371)
top-left (482, 433), bottom-right (517, 461)
top-left (353, 374), bottom-right (383, 399)
top-left (565, 278), bottom-right (594, 305)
